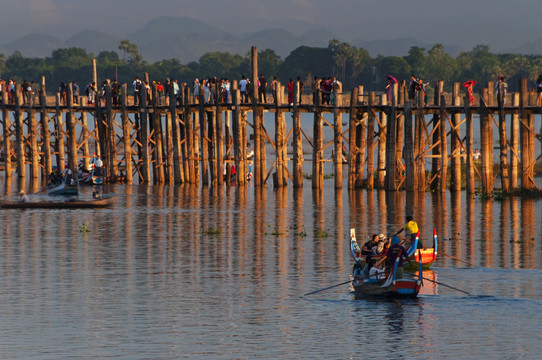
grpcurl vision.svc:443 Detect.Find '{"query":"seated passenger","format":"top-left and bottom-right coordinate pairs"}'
top-left (372, 241), bottom-right (385, 255)
top-left (369, 262), bottom-right (386, 280)
top-left (362, 255), bottom-right (372, 278)
top-left (361, 234), bottom-right (379, 255)
top-left (19, 190), bottom-right (30, 203)
top-left (364, 257), bottom-right (386, 281)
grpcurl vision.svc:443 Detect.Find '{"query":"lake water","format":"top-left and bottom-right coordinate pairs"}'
top-left (0, 179), bottom-right (541, 359)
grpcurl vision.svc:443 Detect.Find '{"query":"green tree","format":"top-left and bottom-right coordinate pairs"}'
top-left (126, 42), bottom-right (143, 65)
top-left (0, 53), bottom-right (5, 78)
top-left (97, 51), bottom-right (120, 66)
top-left (374, 56), bottom-right (411, 84)
top-left (278, 46), bottom-right (333, 84)
top-left (257, 49), bottom-right (281, 77)
top-left (405, 46), bottom-right (426, 78)
top-left (119, 39), bottom-right (131, 62)
top-left (425, 44), bottom-right (457, 85)
top-left (328, 40), bottom-right (371, 88)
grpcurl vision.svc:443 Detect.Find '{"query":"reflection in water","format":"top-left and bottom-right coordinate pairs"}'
top-left (481, 200), bottom-right (494, 268)
top-left (0, 182), bottom-right (542, 358)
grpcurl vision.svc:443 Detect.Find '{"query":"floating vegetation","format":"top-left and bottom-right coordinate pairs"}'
top-left (267, 225), bottom-right (284, 236)
top-left (201, 227), bottom-right (221, 236)
top-left (475, 188), bottom-right (542, 201)
top-left (303, 173), bottom-right (335, 180)
top-left (314, 228), bottom-right (329, 238)
top-left (79, 222), bottom-right (90, 233)
top-left (289, 224), bottom-right (307, 237)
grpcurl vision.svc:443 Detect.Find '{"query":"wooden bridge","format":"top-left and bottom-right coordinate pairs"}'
top-left (1, 47), bottom-right (541, 194)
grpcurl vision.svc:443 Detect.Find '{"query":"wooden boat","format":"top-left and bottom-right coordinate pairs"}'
top-left (404, 229), bottom-right (438, 271)
top-left (0, 194), bottom-right (117, 209)
top-left (78, 156), bottom-right (104, 185)
top-left (350, 228), bottom-right (437, 270)
top-left (47, 169), bottom-right (79, 195)
top-left (351, 249), bottom-right (423, 299)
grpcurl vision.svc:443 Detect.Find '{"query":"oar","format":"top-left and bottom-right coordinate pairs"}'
top-left (408, 273), bottom-right (470, 295)
top-left (303, 280), bottom-right (352, 297)
top-left (440, 251), bottom-right (475, 267)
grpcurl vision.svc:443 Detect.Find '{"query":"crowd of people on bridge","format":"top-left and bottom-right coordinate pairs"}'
top-left (0, 71), bottom-right (530, 111)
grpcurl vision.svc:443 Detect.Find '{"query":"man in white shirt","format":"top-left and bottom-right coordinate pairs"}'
top-left (239, 75), bottom-right (248, 103)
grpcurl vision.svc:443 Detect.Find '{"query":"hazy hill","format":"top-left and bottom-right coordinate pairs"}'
top-left (240, 29), bottom-right (302, 57)
top-left (65, 30), bottom-right (121, 56)
top-left (355, 38), bottom-right (462, 57)
top-left (6, 15), bottom-right (538, 63)
top-left (140, 34), bottom-right (239, 63)
top-left (5, 33), bottom-right (64, 58)
top-left (509, 38), bottom-right (542, 55)
top-left (127, 16), bottom-right (227, 45)
top-left (300, 28), bottom-right (339, 47)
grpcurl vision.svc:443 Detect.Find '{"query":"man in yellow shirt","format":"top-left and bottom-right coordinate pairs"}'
top-left (395, 216), bottom-right (423, 249)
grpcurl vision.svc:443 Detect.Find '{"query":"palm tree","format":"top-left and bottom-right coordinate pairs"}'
top-left (118, 40), bottom-right (131, 62)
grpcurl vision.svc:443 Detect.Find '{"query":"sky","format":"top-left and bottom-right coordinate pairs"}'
top-left (0, 0), bottom-right (539, 52)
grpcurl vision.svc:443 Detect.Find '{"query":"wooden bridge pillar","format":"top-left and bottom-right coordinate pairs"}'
top-left (168, 85), bottom-right (182, 184)
top-left (355, 86), bottom-right (366, 188)
top-left (451, 83), bottom-right (462, 191)
top-left (366, 91), bottom-right (376, 190)
top-left (274, 81), bottom-right (287, 188)
top-left (510, 93), bottom-right (519, 189)
top-left (28, 94), bottom-right (39, 180)
top-left (66, 83), bottom-right (78, 175)
top-left (233, 88), bottom-right (247, 187)
top-left (312, 89), bottom-right (323, 189)
top-left (1, 91), bottom-right (12, 178)
top-left (480, 88), bottom-right (494, 192)
top-left (334, 86), bottom-right (343, 189)
top-left (439, 94), bottom-right (448, 192)
top-left (215, 81), bottom-right (224, 187)
top-left (519, 79), bottom-right (536, 189)
top-left (39, 85), bottom-right (51, 183)
top-left (377, 94), bottom-right (387, 189)
top-left (385, 84), bottom-right (397, 190)
top-left (139, 84), bottom-right (150, 183)
top-left (414, 88), bottom-right (425, 191)
top-left (404, 100), bottom-right (414, 191)
top-left (431, 81), bottom-right (444, 191)
top-left (292, 80), bottom-right (303, 188)
top-left (347, 87), bottom-right (359, 189)
top-left (120, 84), bottom-right (133, 184)
top-left (15, 84), bottom-right (25, 178)
top-left (197, 87), bottom-right (207, 186)
top-left (465, 91), bottom-right (475, 194)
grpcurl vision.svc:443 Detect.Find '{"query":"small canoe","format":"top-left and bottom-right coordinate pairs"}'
top-left (351, 249), bottom-right (423, 299)
top-left (47, 169), bottom-right (79, 195)
top-left (404, 229), bottom-right (438, 271)
top-left (0, 194), bottom-right (117, 209)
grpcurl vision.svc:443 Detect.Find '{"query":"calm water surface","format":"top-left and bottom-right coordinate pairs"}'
top-left (0, 181), bottom-right (541, 359)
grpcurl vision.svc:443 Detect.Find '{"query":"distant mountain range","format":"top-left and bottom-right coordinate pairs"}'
top-left (2, 16), bottom-right (541, 63)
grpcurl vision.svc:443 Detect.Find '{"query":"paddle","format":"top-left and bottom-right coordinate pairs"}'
top-left (408, 273), bottom-right (470, 295)
top-left (303, 280), bottom-right (352, 297)
top-left (440, 251), bottom-right (475, 267)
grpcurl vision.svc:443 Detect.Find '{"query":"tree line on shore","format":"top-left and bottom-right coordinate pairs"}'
top-left (2, 39), bottom-right (542, 98)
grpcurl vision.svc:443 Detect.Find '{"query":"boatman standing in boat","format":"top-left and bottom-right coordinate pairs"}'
top-left (385, 235), bottom-right (413, 279)
top-left (395, 215), bottom-right (423, 249)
